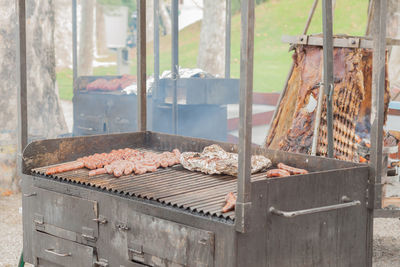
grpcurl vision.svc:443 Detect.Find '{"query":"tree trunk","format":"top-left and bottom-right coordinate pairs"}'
top-left (0, 0), bottom-right (67, 191)
top-left (0, 1), bottom-right (18, 191)
top-left (197, 0), bottom-right (225, 76)
top-left (54, 0), bottom-right (72, 68)
top-left (96, 2), bottom-right (108, 56)
top-left (26, 0), bottom-right (68, 138)
top-left (79, 0), bottom-right (95, 75)
top-left (160, 0), bottom-right (172, 35)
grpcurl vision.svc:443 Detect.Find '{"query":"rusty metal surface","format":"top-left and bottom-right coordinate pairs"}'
top-left (31, 154), bottom-right (268, 221)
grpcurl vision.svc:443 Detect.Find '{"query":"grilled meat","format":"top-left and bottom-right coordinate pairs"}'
top-left (267, 45), bottom-right (390, 163)
top-left (45, 161), bottom-right (84, 175)
top-left (277, 163), bottom-right (308, 175)
top-left (88, 168), bottom-right (107, 177)
top-left (180, 144), bottom-right (272, 176)
top-left (266, 169), bottom-right (291, 178)
top-left (222, 192), bottom-right (237, 213)
top-left (86, 74), bottom-right (136, 91)
top-left (45, 148), bottom-right (181, 177)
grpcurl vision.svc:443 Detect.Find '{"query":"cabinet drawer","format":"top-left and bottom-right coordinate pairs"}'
top-left (33, 231), bottom-right (94, 267)
top-left (32, 187), bottom-right (99, 244)
top-left (125, 212), bottom-right (215, 267)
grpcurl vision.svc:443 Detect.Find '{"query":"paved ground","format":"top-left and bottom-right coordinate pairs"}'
top-left (0, 193), bottom-right (399, 266)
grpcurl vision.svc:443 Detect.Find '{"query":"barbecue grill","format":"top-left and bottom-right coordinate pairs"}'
top-left (73, 75), bottom-right (152, 136)
top-left (21, 131), bottom-right (369, 266)
top-left (17, 0), bottom-right (387, 266)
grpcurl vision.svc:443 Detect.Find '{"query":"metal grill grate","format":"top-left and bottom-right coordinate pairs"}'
top-left (31, 149), bottom-right (268, 220)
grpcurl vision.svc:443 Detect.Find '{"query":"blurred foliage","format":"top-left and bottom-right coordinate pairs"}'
top-left (58, 0), bottom-right (368, 100)
top-left (232, 0), bottom-right (268, 14)
top-left (98, 0), bottom-right (136, 13)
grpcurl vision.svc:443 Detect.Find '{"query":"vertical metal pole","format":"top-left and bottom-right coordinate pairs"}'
top-left (368, 0), bottom-right (386, 265)
top-left (322, 0), bottom-right (334, 158)
top-left (225, 0), bottom-right (231, 78)
top-left (16, 0), bottom-right (28, 161)
top-left (171, 0), bottom-right (179, 134)
top-left (72, 0), bottom-right (78, 88)
top-left (236, 0), bottom-right (254, 233)
top-left (137, 0), bottom-right (147, 131)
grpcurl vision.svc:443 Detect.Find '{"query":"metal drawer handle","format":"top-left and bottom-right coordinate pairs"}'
top-left (23, 192), bottom-right (36, 197)
top-left (269, 196), bottom-right (361, 218)
top-left (44, 248), bottom-right (72, 257)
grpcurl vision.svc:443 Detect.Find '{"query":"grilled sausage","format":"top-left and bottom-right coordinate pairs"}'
top-left (277, 163), bottom-right (308, 175)
top-left (222, 192), bottom-right (237, 213)
top-left (160, 159), bottom-right (169, 168)
top-left (113, 167), bottom-right (123, 178)
top-left (88, 168), bottom-right (107, 177)
top-left (134, 166), bottom-right (147, 175)
top-left (45, 161), bottom-right (84, 175)
top-left (49, 148), bottom-right (181, 177)
top-left (266, 169), bottom-right (291, 178)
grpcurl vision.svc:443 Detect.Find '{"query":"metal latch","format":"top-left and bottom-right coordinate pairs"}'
top-left (81, 227), bottom-right (96, 241)
top-left (93, 215), bottom-right (108, 224)
top-left (33, 213), bottom-right (44, 225)
top-left (116, 222), bottom-right (130, 231)
top-left (94, 259), bottom-right (109, 267)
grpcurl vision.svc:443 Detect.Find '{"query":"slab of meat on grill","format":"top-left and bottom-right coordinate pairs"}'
top-left (180, 144), bottom-right (272, 176)
top-left (267, 45), bottom-right (390, 162)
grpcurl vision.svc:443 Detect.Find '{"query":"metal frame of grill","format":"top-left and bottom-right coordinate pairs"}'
top-left (16, 0), bottom-right (389, 266)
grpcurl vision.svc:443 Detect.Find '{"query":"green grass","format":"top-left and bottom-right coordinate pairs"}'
top-left (57, 0), bottom-right (368, 101)
top-left (57, 69), bottom-right (73, 100)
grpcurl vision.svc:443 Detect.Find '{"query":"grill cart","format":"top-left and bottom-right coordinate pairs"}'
top-left (16, 0), bottom-right (387, 266)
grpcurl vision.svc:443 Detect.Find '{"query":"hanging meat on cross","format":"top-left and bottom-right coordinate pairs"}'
top-left (266, 44), bottom-right (390, 162)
